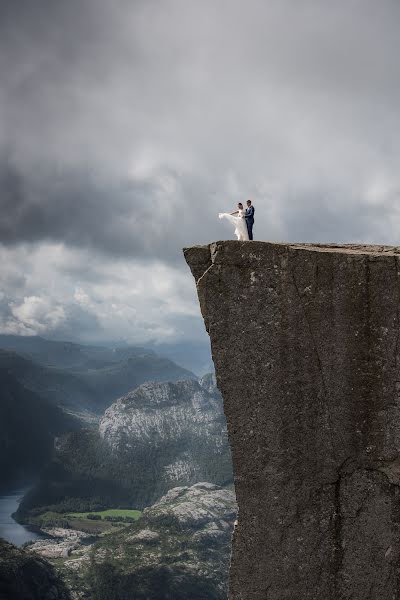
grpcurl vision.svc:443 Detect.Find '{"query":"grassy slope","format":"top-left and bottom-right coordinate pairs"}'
top-left (24, 508), bottom-right (142, 535)
top-left (67, 509), bottom-right (142, 520)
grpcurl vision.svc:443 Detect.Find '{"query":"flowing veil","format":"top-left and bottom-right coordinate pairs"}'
top-left (219, 212), bottom-right (249, 241)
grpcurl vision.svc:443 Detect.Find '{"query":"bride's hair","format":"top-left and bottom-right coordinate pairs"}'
top-left (238, 202), bottom-right (243, 208)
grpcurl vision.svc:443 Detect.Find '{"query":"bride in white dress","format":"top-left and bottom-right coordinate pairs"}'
top-left (219, 202), bottom-right (249, 241)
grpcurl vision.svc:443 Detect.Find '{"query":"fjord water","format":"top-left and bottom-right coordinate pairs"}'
top-left (0, 489), bottom-right (43, 546)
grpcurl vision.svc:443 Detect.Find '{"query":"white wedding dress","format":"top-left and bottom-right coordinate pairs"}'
top-left (219, 208), bottom-right (249, 241)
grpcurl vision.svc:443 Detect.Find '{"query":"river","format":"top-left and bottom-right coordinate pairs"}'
top-left (0, 489), bottom-right (44, 547)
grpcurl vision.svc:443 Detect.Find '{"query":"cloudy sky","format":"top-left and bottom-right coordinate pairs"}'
top-left (1, 0), bottom-right (400, 347)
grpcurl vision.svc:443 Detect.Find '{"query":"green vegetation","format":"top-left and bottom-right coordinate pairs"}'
top-left (17, 379), bottom-right (233, 521)
top-left (21, 507), bottom-right (141, 535)
top-left (0, 370), bottom-right (80, 487)
top-left (0, 539), bottom-right (71, 600)
top-left (86, 561), bottom-right (223, 600)
top-left (16, 429), bottom-right (134, 518)
top-left (67, 509), bottom-right (142, 520)
top-left (78, 484), bottom-right (235, 599)
top-left (18, 411), bottom-right (233, 519)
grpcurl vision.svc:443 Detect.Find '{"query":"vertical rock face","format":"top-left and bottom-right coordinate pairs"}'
top-left (184, 241), bottom-right (400, 600)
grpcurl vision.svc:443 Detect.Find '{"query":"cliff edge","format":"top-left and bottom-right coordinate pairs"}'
top-left (184, 240), bottom-right (400, 600)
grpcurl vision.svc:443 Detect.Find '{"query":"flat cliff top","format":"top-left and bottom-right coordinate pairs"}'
top-left (184, 241), bottom-right (400, 282)
top-left (184, 240), bottom-right (400, 256)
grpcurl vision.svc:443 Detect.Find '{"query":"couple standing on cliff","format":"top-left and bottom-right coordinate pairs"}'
top-left (219, 199), bottom-right (255, 241)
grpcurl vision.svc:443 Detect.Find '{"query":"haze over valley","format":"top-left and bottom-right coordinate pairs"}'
top-left (0, 334), bottom-right (234, 598)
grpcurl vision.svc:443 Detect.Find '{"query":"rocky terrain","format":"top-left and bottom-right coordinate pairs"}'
top-left (18, 376), bottom-right (232, 516)
top-left (185, 241), bottom-right (400, 600)
top-left (0, 538), bottom-right (71, 600)
top-left (25, 527), bottom-right (96, 560)
top-left (99, 378), bottom-right (230, 490)
top-left (27, 482), bottom-right (236, 599)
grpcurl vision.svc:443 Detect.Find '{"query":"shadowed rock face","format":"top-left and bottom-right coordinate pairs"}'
top-left (184, 241), bottom-right (400, 600)
top-left (0, 539), bottom-right (71, 600)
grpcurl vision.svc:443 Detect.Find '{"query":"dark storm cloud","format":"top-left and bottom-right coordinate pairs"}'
top-left (0, 158), bottom-right (164, 257)
top-left (1, 0), bottom-right (400, 254)
top-left (1, 0), bottom-right (400, 343)
top-left (0, 156), bottom-right (233, 260)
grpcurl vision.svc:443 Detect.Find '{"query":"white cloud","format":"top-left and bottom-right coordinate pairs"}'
top-left (10, 295), bottom-right (66, 333)
top-left (0, 243), bottom-right (202, 344)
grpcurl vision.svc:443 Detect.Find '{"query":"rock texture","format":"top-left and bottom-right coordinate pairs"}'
top-left (184, 240), bottom-right (400, 600)
top-left (86, 482), bottom-right (237, 599)
top-left (99, 379), bottom-right (233, 501)
top-left (0, 538), bottom-right (71, 600)
top-left (27, 528), bottom-right (93, 560)
top-left (34, 483), bottom-right (236, 599)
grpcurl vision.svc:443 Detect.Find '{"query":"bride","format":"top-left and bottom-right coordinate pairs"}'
top-left (219, 202), bottom-right (249, 241)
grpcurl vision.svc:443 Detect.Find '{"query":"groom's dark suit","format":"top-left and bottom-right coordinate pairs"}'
top-left (245, 205), bottom-right (255, 240)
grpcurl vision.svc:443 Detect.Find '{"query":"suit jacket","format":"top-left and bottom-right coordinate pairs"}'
top-left (245, 206), bottom-right (255, 221)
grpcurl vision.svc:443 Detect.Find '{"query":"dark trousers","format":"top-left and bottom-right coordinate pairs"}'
top-left (246, 219), bottom-right (254, 240)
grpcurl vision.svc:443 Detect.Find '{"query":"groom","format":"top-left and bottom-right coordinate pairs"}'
top-left (245, 199), bottom-right (255, 240)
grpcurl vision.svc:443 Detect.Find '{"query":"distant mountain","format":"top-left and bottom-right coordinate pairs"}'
top-left (0, 334), bottom-right (158, 370)
top-left (0, 539), bottom-right (71, 600)
top-left (0, 349), bottom-right (100, 416)
top-left (69, 354), bottom-right (196, 409)
top-left (0, 333), bottom-right (211, 377)
top-left (0, 339), bottom-right (196, 415)
top-left (0, 370), bottom-right (79, 490)
top-left (146, 340), bottom-right (213, 375)
top-left (0, 335), bottom-right (183, 372)
top-left (98, 379), bottom-right (231, 497)
top-left (0, 334), bottom-right (103, 369)
top-left (0, 335), bottom-right (167, 370)
top-left (17, 377), bottom-right (233, 516)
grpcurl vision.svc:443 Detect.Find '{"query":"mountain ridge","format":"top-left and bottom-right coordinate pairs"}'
top-left (0, 369), bottom-right (80, 489)
top-left (17, 376), bottom-right (232, 516)
top-left (0, 342), bottom-right (196, 417)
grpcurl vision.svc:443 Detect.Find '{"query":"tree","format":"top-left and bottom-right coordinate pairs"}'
top-left (87, 549), bottom-right (120, 600)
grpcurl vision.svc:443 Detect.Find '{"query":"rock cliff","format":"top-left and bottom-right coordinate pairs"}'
top-left (184, 240), bottom-right (400, 600)
top-left (0, 539), bottom-right (71, 600)
top-left (99, 379), bottom-right (232, 498)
